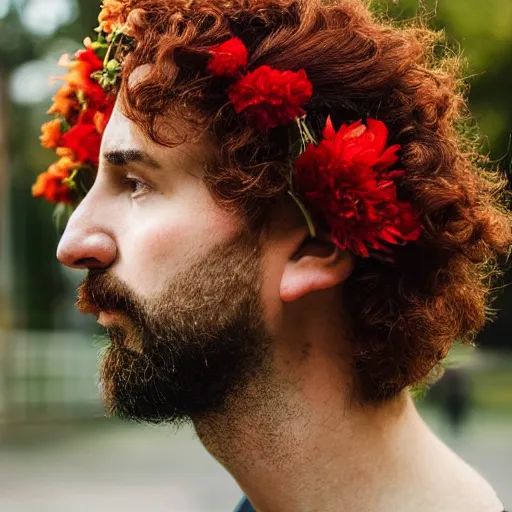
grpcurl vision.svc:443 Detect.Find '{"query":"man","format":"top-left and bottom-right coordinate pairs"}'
top-left (39, 0), bottom-right (511, 510)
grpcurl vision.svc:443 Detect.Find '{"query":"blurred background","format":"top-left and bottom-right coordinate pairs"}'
top-left (0, 0), bottom-right (511, 510)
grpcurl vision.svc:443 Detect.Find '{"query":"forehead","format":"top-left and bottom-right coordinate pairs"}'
top-left (102, 62), bottom-right (204, 160)
top-left (103, 64), bottom-right (152, 150)
top-left (102, 100), bottom-right (148, 153)
top-left (101, 96), bottom-right (209, 174)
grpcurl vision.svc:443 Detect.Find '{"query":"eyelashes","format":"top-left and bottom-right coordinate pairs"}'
top-left (123, 175), bottom-right (154, 198)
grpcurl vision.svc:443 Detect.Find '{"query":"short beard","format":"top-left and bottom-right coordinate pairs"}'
top-left (77, 230), bottom-right (273, 425)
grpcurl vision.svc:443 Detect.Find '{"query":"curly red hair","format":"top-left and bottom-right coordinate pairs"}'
top-left (118, 0), bottom-right (512, 402)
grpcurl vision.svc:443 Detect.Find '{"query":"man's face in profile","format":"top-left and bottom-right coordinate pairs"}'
top-left (58, 103), bottom-right (274, 424)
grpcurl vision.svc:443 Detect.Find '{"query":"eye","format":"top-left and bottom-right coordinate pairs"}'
top-left (123, 176), bottom-right (153, 198)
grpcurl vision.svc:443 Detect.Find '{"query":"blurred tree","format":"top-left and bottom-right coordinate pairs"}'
top-left (1, 0), bottom-right (100, 329)
top-left (376, 0), bottom-right (512, 161)
top-left (0, 5), bottom-right (38, 328)
top-left (0, 73), bottom-right (9, 328)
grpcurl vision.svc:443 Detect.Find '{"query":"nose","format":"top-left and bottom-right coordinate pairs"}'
top-left (56, 169), bottom-right (118, 270)
top-left (56, 192), bottom-right (117, 269)
top-left (57, 229), bottom-right (117, 269)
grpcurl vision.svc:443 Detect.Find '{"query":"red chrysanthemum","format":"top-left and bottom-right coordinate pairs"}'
top-left (295, 117), bottom-right (422, 257)
top-left (61, 122), bottom-right (102, 166)
top-left (228, 65), bottom-right (313, 130)
top-left (207, 37), bottom-right (248, 78)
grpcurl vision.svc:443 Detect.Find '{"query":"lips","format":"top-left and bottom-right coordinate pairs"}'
top-left (76, 271), bottom-right (138, 330)
top-left (98, 311), bottom-right (125, 327)
top-left (97, 310), bottom-right (142, 354)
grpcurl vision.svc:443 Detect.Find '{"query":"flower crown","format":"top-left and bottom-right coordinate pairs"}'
top-left (34, 1), bottom-right (422, 259)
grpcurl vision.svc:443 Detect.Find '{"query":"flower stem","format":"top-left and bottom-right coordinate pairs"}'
top-left (62, 169), bottom-right (79, 190)
top-left (301, 118), bottom-right (316, 145)
top-left (287, 190), bottom-right (317, 238)
top-left (103, 31), bottom-right (120, 67)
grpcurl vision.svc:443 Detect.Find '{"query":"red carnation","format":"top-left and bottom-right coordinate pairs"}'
top-left (75, 47), bottom-right (103, 72)
top-left (228, 65), bottom-right (313, 130)
top-left (295, 117), bottom-right (422, 258)
top-left (208, 37), bottom-right (248, 78)
top-left (66, 47), bottom-right (106, 107)
top-left (61, 122), bottom-right (102, 166)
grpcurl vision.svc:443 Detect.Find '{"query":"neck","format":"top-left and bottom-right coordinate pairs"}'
top-left (193, 337), bottom-right (502, 512)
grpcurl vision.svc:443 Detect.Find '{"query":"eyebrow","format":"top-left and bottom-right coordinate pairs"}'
top-left (103, 149), bottom-right (162, 170)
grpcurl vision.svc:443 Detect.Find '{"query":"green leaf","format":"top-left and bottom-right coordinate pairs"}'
top-left (52, 203), bottom-right (74, 235)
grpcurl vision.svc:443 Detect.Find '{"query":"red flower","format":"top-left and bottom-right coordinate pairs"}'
top-left (228, 66), bottom-right (313, 129)
top-left (207, 37), bottom-right (248, 78)
top-left (66, 47), bottom-right (106, 107)
top-left (61, 122), bottom-right (102, 166)
top-left (295, 117), bottom-right (422, 257)
top-left (76, 46), bottom-right (104, 72)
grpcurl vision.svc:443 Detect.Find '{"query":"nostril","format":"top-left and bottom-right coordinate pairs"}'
top-left (57, 231), bottom-right (117, 269)
top-left (74, 257), bottom-right (107, 268)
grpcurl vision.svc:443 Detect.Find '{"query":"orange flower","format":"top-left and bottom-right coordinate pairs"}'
top-left (47, 84), bottom-right (80, 119)
top-left (49, 156), bottom-right (81, 177)
top-left (32, 156), bottom-right (81, 204)
top-left (32, 172), bottom-right (66, 203)
top-left (93, 100), bottom-right (115, 135)
top-left (56, 147), bottom-right (75, 158)
top-left (98, 0), bottom-right (127, 34)
top-left (40, 119), bottom-right (63, 149)
top-left (93, 111), bottom-right (108, 135)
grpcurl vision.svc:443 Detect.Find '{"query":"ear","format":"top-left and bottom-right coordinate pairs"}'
top-left (280, 233), bottom-right (355, 303)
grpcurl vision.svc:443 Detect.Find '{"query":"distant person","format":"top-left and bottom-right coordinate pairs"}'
top-left (441, 367), bottom-right (473, 436)
top-left (34, 0), bottom-right (511, 511)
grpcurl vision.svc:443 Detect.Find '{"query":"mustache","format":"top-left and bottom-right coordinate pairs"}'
top-left (77, 269), bottom-right (144, 323)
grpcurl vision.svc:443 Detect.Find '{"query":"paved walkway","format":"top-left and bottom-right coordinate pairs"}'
top-left (0, 408), bottom-right (510, 511)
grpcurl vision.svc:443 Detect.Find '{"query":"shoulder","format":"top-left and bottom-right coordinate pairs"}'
top-left (432, 446), bottom-right (505, 512)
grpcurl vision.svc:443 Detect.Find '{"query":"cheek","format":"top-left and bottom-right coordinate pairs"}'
top-left (122, 211), bottom-right (200, 296)
top-left (138, 218), bottom-right (180, 262)
top-left (116, 190), bottom-right (242, 298)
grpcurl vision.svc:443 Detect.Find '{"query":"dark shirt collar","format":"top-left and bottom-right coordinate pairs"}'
top-left (233, 497), bottom-right (255, 512)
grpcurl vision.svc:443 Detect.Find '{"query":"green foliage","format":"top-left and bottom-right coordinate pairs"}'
top-left (374, 0), bottom-right (512, 160)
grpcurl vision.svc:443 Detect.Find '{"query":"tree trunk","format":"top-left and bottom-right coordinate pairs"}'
top-left (0, 70), bottom-right (11, 428)
top-left (0, 70), bottom-right (10, 329)
top-left (0, 71), bottom-right (10, 327)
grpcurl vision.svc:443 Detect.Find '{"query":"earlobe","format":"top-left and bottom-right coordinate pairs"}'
top-left (279, 238), bottom-right (355, 303)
